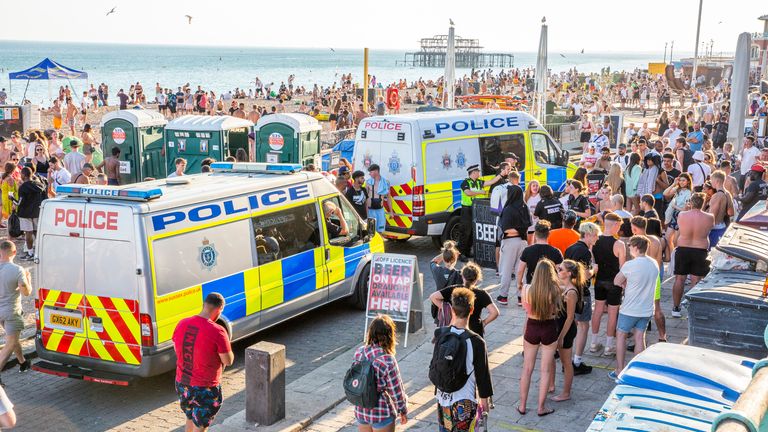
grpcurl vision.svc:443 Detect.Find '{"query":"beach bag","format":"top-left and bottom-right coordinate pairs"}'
top-left (343, 352), bottom-right (381, 409)
top-left (429, 327), bottom-right (472, 393)
top-left (8, 212), bottom-right (21, 238)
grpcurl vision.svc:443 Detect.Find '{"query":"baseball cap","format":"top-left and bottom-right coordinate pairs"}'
top-left (751, 163), bottom-right (765, 173)
top-left (692, 151), bottom-right (705, 161)
top-left (338, 166), bottom-right (349, 174)
top-left (618, 143), bottom-right (626, 149)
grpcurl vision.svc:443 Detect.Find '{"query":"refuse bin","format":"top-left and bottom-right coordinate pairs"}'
top-left (100, 109), bottom-right (167, 184)
top-left (165, 115), bottom-right (254, 174)
top-left (254, 113), bottom-right (321, 165)
top-left (685, 270), bottom-right (768, 359)
top-left (710, 223), bottom-right (768, 272)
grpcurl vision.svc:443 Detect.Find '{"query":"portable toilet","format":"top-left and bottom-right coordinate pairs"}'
top-left (255, 113), bottom-right (322, 165)
top-left (100, 109), bottom-right (167, 184)
top-left (164, 115), bottom-right (254, 174)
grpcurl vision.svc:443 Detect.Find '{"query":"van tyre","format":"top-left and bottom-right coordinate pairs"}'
top-left (349, 263), bottom-right (370, 310)
top-left (441, 215), bottom-right (462, 245)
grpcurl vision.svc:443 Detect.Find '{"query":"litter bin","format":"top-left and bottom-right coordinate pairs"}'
top-left (254, 113), bottom-right (321, 165)
top-left (165, 115), bottom-right (254, 174)
top-left (100, 109), bottom-right (167, 184)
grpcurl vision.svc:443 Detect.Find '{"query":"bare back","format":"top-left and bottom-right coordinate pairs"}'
top-left (104, 157), bottom-right (120, 179)
top-left (647, 235), bottom-right (662, 268)
top-left (677, 209), bottom-right (714, 249)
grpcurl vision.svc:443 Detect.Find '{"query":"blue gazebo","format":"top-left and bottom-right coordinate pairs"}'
top-left (8, 58), bottom-right (88, 103)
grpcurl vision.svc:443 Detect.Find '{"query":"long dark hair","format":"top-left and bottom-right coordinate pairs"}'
top-left (627, 152), bottom-right (641, 174)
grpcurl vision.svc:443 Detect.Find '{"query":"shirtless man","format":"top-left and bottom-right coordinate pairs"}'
top-left (671, 193), bottom-right (714, 318)
top-left (719, 160), bottom-right (739, 198)
top-left (707, 171), bottom-right (734, 247)
top-left (97, 147), bottom-right (121, 185)
top-left (630, 216), bottom-right (666, 342)
top-left (248, 105), bottom-right (260, 123)
top-left (51, 99), bottom-right (63, 132)
top-left (65, 98), bottom-right (78, 135)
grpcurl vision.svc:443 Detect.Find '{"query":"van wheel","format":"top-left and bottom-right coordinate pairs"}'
top-left (348, 263), bottom-right (370, 310)
top-left (441, 215), bottom-right (462, 245)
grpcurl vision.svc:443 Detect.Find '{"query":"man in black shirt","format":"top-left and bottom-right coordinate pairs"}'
top-left (345, 170), bottom-right (368, 219)
top-left (564, 221), bottom-right (601, 375)
top-left (640, 195), bottom-right (659, 220)
top-left (737, 166), bottom-right (768, 220)
top-left (534, 185), bottom-right (564, 229)
top-left (517, 221), bottom-right (563, 289)
top-left (322, 201), bottom-right (348, 239)
top-left (661, 153), bottom-right (681, 218)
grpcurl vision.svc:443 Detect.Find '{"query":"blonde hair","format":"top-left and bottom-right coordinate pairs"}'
top-left (605, 163), bottom-right (623, 194)
top-left (524, 180), bottom-right (540, 203)
top-left (578, 221), bottom-right (601, 237)
top-left (528, 260), bottom-right (562, 320)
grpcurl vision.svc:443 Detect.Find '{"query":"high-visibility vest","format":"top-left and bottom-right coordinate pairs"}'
top-left (461, 178), bottom-right (483, 207)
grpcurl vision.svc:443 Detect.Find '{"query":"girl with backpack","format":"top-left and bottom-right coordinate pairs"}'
top-left (429, 262), bottom-right (499, 338)
top-left (351, 315), bottom-right (408, 431)
top-left (550, 259), bottom-right (587, 403)
top-left (429, 241), bottom-right (462, 326)
top-left (518, 259), bottom-right (561, 417)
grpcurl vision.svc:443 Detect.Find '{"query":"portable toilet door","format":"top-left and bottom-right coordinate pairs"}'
top-left (164, 115), bottom-right (254, 174)
top-left (254, 113), bottom-right (322, 165)
top-left (100, 109), bottom-right (167, 184)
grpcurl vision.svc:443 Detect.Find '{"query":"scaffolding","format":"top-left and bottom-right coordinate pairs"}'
top-left (398, 34), bottom-right (514, 68)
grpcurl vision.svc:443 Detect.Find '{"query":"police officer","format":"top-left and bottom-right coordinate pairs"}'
top-left (458, 164), bottom-right (504, 261)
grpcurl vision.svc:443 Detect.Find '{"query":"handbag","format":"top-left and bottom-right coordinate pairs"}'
top-left (8, 211), bottom-right (21, 238)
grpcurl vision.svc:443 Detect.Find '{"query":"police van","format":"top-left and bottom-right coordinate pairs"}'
top-left (32, 163), bottom-right (382, 385)
top-left (352, 110), bottom-right (576, 246)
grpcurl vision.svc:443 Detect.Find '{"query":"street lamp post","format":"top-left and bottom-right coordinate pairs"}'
top-left (691, 0), bottom-right (704, 88)
top-left (670, 41), bottom-right (675, 62)
top-left (664, 42), bottom-right (668, 63)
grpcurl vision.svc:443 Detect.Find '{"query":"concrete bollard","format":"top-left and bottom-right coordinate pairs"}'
top-left (245, 341), bottom-right (286, 426)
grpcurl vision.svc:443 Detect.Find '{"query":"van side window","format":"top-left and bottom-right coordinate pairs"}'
top-left (321, 196), bottom-right (361, 247)
top-left (531, 133), bottom-right (564, 166)
top-left (252, 203), bottom-right (321, 265)
top-left (480, 133), bottom-right (526, 175)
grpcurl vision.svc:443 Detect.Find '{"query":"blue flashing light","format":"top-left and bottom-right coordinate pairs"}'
top-left (56, 185), bottom-right (163, 201)
top-left (211, 162), bottom-right (302, 174)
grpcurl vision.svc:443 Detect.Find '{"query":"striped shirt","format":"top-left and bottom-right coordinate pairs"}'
top-left (352, 344), bottom-right (408, 424)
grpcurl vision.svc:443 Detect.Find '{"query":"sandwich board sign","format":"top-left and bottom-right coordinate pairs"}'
top-left (365, 253), bottom-right (419, 347)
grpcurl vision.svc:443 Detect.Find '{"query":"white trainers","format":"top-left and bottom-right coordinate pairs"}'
top-left (602, 346), bottom-right (616, 357)
top-left (589, 343), bottom-right (604, 353)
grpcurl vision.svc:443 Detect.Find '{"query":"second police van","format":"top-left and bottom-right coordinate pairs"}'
top-left (33, 163), bottom-right (382, 384)
top-left (352, 109), bottom-right (576, 246)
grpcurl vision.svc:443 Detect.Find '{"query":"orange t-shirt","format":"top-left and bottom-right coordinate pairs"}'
top-left (548, 228), bottom-right (581, 256)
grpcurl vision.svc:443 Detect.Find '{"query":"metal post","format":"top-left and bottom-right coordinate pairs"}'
top-left (664, 42), bottom-right (668, 63)
top-left (245, 342), bottom-right (286, 426)
top-left (691, 0), bottom-right (703, 88)
top-left (363, 48), bottom-right (369, 113)
top-left (670, 41), bottom-right (674, 63)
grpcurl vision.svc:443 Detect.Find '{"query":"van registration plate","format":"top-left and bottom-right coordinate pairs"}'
top-left (47, 310), bottom-right (83, 331)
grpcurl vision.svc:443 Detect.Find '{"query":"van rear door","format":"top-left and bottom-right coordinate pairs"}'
top-left (81, 203), bottom-right (142, 365)
top-left (38, 201), bottom-right (141, 365)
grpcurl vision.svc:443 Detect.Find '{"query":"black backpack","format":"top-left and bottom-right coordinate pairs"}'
top-left (429, 327), bottom-right (472, 393)
top-left (343, 352), bottom-right (382, 408)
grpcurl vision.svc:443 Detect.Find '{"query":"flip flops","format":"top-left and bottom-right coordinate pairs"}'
top-left (516, 406), bottom-right (527, 415)
top-left (538, 408), bottom-right (555, 417)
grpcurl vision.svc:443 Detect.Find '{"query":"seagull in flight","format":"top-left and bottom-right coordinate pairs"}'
top-left (581, 48), bottom-right (584, 54)
top-left (106, 6), bottom-right (116, 16)
top-left (449, 18), bottom-right (455, 26)
top-left (329, 47), bottom-right (335, 52)
top-left (185, 15), bottom-right (193, 24)
top-left (542, 16), bottom-right (546, 23)
top-left (560, 54), bottom-right (566, 58)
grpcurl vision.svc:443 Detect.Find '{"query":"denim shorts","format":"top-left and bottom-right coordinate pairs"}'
top-left (617, 313), bottom-right (651, 334)
top-left (574, 290), bottom-right (592, 322)
top-left (369, 208), bottom-right (386, 233)
top-left (357, 415), bottom-right (395, 428)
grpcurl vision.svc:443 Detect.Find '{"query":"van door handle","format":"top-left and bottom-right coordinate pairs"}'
top-left (325, 248), bottom-right (330, 260)
top-left (534, 171), bottom-right (542, 175)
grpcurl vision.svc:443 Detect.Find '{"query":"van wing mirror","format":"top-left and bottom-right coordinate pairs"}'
top-left (561, 150), bottom-right (570, 165)
top-left (365, 218), bottom-right (377, 240)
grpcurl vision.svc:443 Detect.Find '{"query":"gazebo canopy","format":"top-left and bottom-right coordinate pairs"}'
top-left (9, 58), bottom-right (87, 80)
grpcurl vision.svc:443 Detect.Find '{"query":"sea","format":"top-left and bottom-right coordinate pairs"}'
top-left (0, 40), bottom-right (677, 106)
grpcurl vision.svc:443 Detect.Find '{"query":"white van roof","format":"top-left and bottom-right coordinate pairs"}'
top-left (100, 109), bottom-right (168, 128)
top-left (166, 115), bottom-right (254, 131)
top-left (254, 113), bottom-right (322, 133)
top-left (358, 109), bottom-right (543, 139)
top-left (52, 169), bottom-right (333, 214)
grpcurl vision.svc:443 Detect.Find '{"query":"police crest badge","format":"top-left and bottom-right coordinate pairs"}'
top-left (199, 238), bottom-right (218, 271)
top-left (388, 151), bottom-right (401, 175)
top-left (441, 151), bottom-right (452, 169)
top-left (363, 151), bottom-right (373, 169)
top-left (456, 149), bottom-right (467, 169)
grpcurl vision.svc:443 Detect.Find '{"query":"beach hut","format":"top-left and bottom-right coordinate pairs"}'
top-left (254, 113), bottom-right (322, 165)
top-left (164, 115), bottom-right (253, 174)
top-left (100, 109), bottom-right (167, 184)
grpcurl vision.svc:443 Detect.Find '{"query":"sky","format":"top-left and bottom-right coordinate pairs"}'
top-left (0, 1), bottom-right (763, 53)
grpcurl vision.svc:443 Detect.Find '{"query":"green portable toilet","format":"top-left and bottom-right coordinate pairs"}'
top-left (164, 115), bottom-right (254, 174)
top-left (255, 113), bottom-right (322, 165)
top-left (100, 109), bottom-right (167, 184)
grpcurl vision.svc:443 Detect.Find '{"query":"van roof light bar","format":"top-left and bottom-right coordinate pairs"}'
top-left (55, 185), bottom-right (163, 201)
top-left (210, 162), bottom-right (302, 174)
